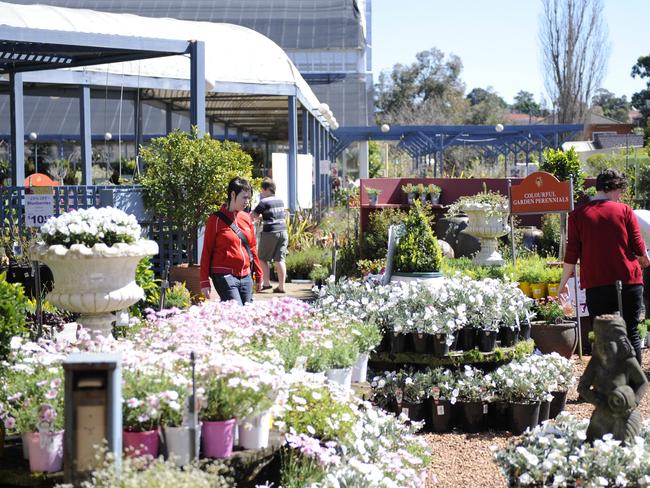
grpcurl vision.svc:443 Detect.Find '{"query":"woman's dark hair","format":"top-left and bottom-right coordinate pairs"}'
top-left (595, 169), bottom-right (628, 193)
top-left (227, 177), bottom-right (251, 202)
top-left (261, 177), bottom-right (276, 195)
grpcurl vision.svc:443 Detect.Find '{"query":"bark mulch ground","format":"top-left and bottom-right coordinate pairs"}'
top-left (424, 349), bottom-right (650, 487)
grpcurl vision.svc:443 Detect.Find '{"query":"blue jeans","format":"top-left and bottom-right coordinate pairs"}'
top-left (211, 273), bottom-right (253, 305)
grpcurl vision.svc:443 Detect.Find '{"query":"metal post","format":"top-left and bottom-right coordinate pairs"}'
top-left (209, 118), bottom-right (215, 138)
top-left (574, 267), bottom-right (583, 358)
top-left (313, 117), bottom-right (321, 215)
top-left (508, 179), bottom-right (516, 265)
top-left (9, 72), bottom-right (25, 186)
top-left (165, 103), bottom-right (173, 134)
top-left (134, 90), bottom-right (143, 175)
top-left (189, 40), bottom-right (206, 134)
top-left (79, 85), bottom-right (92, 185)
top-left (32, 260), bottom-right (42, 338)
top-left (301, 108), bottom-right (309, 154)
top-left (287, 95), bottom-right (298, 212)
top-left (189, 352), bottom-right (197, 462)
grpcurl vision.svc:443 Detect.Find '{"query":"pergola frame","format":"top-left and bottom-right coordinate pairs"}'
top-left (0, 25), bottom-right (205, 186)
top-left (332, 124), bottom-right (584, 176)
top-left (0, 24), bottom-right (337, 210)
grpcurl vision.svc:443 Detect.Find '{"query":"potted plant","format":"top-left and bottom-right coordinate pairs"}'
top-left (447, 188), bottom-right (510, 266)
top-left (391, 202), bottom-right (443, 284)
top-left (371, 369), bottom-right (428, 423)
top-left (453, 366), bottom-right (493, 433)
top-left (122, 369), bottom-right (164, 458)
top-left (1, 365), bottom-right (64, 472)
top-left (31, 207), bottom-right (158, 337)
top-left (530, 297), bottom-right (577, 358)
top-left (494, 360), bottom-right (545, 435)
top-left (424, 368), bottom-right (458, 433)
top-left (401, 183), bottom-right (417, 205)
top-left (348, 319), bottom-right (383, 383)
top-left (545, 266), bottom-right (563, 297)
top-left (366, 187), bottom-right (382, 206)
top-left (427, 183), bottom-right (442, 204)
top-left (139, 127), bottom-right (254, 297)
top-left (309, 264), bottom-right (330, 289)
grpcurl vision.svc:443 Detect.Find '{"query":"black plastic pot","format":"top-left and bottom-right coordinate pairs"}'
top-left (499, 326), bottom-right (519, 347)
top-left (458, 401), bottom-right (486, 433)
top-left (6, 263), bottom-right (54, 299)
top-left (390, 333), bottom-right (408, 353)
top-left (376, 332), bottom-right (391, 352)
top-left (478, 330), bottom-right (497, 353)
top-left (520, 320), bottom-right (531, 341)
top-left (458, 327), bottom-right (477, 351)
top-left (539, 400), bottom-right (551, 424)
top-left (488, 401), bottom-right (509, 431)
top-left (400, 400), bottom-right (427, 423)
top-left (549, 390), bottom-right (568, 419)
top-left (509, 401), bottom-right (540, 435)
top-left (432, 333), bottom-right (450, 357)
top-left (428, 398), bottom-right (453, 433)
top-left (411, 333), bottom-right (430, 354)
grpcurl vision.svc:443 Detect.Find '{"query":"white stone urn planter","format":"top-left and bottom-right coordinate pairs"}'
top-left (460, 202), bottom-right (510, 266)
top-left (32, 240), bottom-right (158, 336)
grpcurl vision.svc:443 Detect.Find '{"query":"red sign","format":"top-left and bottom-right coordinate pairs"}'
top-left (510, 171), bottom-right (572, 214)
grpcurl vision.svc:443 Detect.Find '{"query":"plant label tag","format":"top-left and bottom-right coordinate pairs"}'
top-left (483, 404), bottom-right (488, 414)
top-left (437, 405), bottom-right (445, 415)
top-left (401, 407), bottom-right (409, 417)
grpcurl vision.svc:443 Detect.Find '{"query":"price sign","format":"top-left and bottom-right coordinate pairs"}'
top-left (24, 190), bottom-right (54, 228)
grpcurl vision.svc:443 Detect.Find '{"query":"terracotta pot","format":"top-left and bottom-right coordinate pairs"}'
top-left (530, 321), bottom-right (578, 359)
top-left (170, 263), bottom-right (203, 301)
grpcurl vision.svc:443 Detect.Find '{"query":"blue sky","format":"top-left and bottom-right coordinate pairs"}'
top-left (371, 0), bottom-right (649, 106)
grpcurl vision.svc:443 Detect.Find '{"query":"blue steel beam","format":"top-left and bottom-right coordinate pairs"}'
top-left (79, 85), bottom-right (92, 185)
top-left (9, 72), bottom-right (24, 185)
top-left (189, 40), bottom-right (206, 134)
top-left (287, 95), bottom-right (298, 212)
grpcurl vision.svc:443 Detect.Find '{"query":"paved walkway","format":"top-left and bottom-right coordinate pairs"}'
top-left (207, 280), bottom-right (317, 303)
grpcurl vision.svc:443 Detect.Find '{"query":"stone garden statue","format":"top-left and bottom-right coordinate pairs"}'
top-left (577, 315), bottom-right (648, 443)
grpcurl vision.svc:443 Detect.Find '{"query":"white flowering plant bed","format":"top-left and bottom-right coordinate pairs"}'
top-left (494, 413), bottom-right (650, 487)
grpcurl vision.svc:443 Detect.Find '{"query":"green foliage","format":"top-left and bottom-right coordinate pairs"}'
top-left (356, 258), bottom-right (385, 276)
top-left (164, 282), bottom-right (192, 310)
top-left (464, 87), bottom-right (508, 125)
top-left (441, 257), bottom-right (511, 280)
top-left (591, 88), bottom-right (630, 122)
top-left (362, 208), bottom-right (407, 259)
top-left (393, 203), bottom-right (442, 273)
top-left (538, 213), bottom-right (561, 257)
top-left (631, 55), bottom-right (650, 125)
top-left (638, 320), bottom-right (649, 340)
top-left (140, 127), bottom-right (253, 265)
top-left (285, 246), bottom-right (330, 280)
top-left (129, 257), bottom-right (160, 317)
top-left (308, 264), bottom-right (330, 283)
top-left (541, 147), bottom-right (585, 199)
top-left (368, 140), bottom-right (384, 178)
top-left (280, 448), bottom-right (326, 488)
top-left (286, 210), bottom-right (318, 252)
top-left (512, 90), bottom-right (544, 118)
top-left (365, 187), bottom-right (382, 197)
top-left (513, 255), bottom-right (552, 283)
top-left (0, 272), bottom-right (29, 359)
top-left (335, 238), bottom-right (361, 279)
top-left (533, 297), bottom-right (566, 323)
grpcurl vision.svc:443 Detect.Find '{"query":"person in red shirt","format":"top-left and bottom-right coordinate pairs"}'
top-left (559, 169), bottom-right (650, 363)
top-left (200, 177), bottom-right (263, 304)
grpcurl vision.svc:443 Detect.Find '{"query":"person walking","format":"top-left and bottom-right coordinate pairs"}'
top-left (200, 177), bottom-right (263, 304)
top-left (558, 169), bottom-right (650, 363)
top-left (252, 177), bottom-right (288, 293)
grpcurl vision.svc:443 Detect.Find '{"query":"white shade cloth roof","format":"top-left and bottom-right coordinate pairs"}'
top-left (0, 1), bottom-right (323, 113)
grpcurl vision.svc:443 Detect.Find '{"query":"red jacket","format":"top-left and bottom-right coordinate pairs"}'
top-left (565, 200), bottom-right (646, 289)
top-left (200, 206), bottom-right (263, 288)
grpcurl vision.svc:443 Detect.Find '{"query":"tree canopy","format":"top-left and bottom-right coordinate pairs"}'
top-left (631, 55), bottom-right (650, 124)
top-left (590, 88), bottom-right (630, 122)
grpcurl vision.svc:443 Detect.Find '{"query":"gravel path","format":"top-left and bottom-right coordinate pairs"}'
top-left (424, 350), bottom-right (650, 487)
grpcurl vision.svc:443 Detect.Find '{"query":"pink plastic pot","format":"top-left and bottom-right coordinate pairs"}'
top-left (123, 429), bottom-right (160, 458)
top-left (26, 431), bottom-right (63, 472)
top-left (201, 419), bottom-right (236, 458)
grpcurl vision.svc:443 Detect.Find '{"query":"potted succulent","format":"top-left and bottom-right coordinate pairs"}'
top-left (139, 127), bottom-right (254, 297)
top-left (391, 202), bottom-right (443, 284)
top-left (365, 187), bottom-right (382, 206)
top-left (401, 183), bottom-right (417, 205)
top-left (447, 188), bottom-right (510, 266)
top-left (427, 183), bottom-right (442, 204)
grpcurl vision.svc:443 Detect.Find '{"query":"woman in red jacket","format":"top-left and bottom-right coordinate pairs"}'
top-left (200, 177), bottom-right (263, 304)
top-left (559, 169), bottom-right (650, 362)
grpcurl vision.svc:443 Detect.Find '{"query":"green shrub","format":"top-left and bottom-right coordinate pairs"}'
top-left (541, 147), bottom-right (585, 200)
top-left (308, 264), bottom-right (330, 283)
top-left (0, 272), bottom-right (29, 359)
top-left (393, 202), bottom-right (442, 273)
top-left (335, 238), bottom-right (361, 279)
top-left (362, 208), bottom-right (407, 259)
top-left (164, 282), bottom-right (192, 310)
top-left (538, 213), bottom-right (560, 257)
top-left (441, 257), bottom-right (510, 280)
top-left (286, 247), bottom-right (330, 280)
top-left (130, 257), bottom-right (160, 317)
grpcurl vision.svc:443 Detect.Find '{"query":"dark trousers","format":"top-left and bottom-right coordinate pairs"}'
top-left (644, 267), bottom-right (650, 316)
top-left (211, 273), bottom-right (253, 305)
top-left (586, 284), bottom-right (644, 363)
